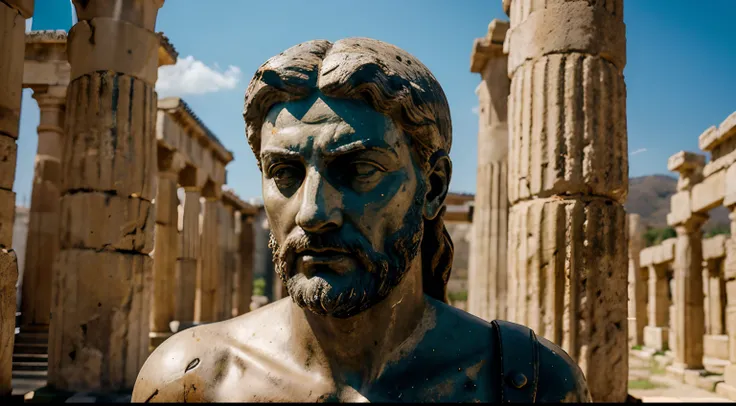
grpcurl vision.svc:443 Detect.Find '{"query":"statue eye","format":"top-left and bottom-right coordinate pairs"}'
top-left (353, 163), bottom-right (379, 178)
top-left (270, 164), bottom-right (303, 190)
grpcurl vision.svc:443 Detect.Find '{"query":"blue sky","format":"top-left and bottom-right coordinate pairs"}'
top-left (13, 0), bottom-right (736, 206)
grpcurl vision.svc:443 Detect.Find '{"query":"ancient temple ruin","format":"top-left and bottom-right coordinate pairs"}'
top-left (626, 110), bottom-right (736, 400)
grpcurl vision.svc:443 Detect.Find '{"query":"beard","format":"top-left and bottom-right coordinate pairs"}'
top-left (269, 189), bottom-right (426, 319)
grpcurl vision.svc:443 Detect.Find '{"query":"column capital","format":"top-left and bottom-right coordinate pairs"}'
top-left (157, 148), bottom-right (185, 177)
top-left (470, 19), bottom-right (508, 74)
top-left (674, 213), bottom-right (709, 234)
top-left (668, 151), bottom-right (706, 191)
top-left (31, 85), bottom-right (67, 106)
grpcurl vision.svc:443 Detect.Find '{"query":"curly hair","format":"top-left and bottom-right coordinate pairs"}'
top-left (243, 37), bottom-right (454, 302)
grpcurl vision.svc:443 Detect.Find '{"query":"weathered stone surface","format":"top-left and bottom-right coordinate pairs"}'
top-left (174, 259), bottom-right (197, 323)
top-left (628, 214), bottom-right (646, 346)
top-left (0, 3), bottom-right (26, 139)
top-left (198, 199), bottom-right (221, 323)
top-left (59, 193), bottom-right (154, 253)
top-left (723, 164), bottom-right (736, 208)
top-left (668, 151), bottom-right (705, 192)
top-left (468, 22), bottom-right (510, 322)
top-left (640, 239), bottom-right (676, 267)
top-left (506, 1), bottom-right (626, 76)
top-left (0, 134), bottom-right (17, 190)
top-left (691, 169), bottom-right (725, 214)
top-left (699, 126), bottom-right (720, 152)
top-left (504, 0), bottom-right (623, 34)
top-left (667, 190), bottom-right (692, 227)
top-left (238, 216), bottom-right (254, 315)
top-left (62, 72), bottom-right (157, 200)
top-left (643, 326), bottom-right (669, 352)
top-left (0, 249), bottom-right (18, 396)
top-left (178, 188), bottom-right (201, 259)
top-left (672, 215), bottom-right (708, 369)
top-left (704, 335), bottom-right (729, 361)
top-left (704, 235), bottom-right (727, 260)
top-left (150, 172), bottom-right (180, 336)
top-left (507, 197), bottom-right (628, 399)
top-left (48, 249), bottom-right (152, 391)
top-left (507, 53), bottom-right (627, 204)
top-left (0, 188), bottom-right (16, 248)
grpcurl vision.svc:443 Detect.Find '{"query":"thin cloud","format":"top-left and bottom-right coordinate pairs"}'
top-left (471, 105), bottom-right (480, 115)
top-left (156, 55), bottom-right (242, 97)
top-left (630, 148), bottom-right (648, 156)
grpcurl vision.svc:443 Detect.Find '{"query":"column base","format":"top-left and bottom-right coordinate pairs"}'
top-left (724, 363), bottom-right (736, 387)
top-left (666, 363), bottom-right (706, 386)
top-left (643, 326), bottom-right (669, 352)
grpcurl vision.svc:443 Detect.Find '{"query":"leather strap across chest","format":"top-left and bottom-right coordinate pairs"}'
top-left (491, 319), bottom-right (540, 403)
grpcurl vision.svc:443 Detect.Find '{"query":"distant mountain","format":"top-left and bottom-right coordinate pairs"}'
top-left (625, 174), bottom-right (729, 232)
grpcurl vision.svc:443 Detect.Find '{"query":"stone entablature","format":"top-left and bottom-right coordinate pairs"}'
top-left (156, 97), bottom-right (233, 190)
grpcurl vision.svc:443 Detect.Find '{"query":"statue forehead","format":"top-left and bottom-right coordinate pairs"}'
top-left (262, 93), bottom-right (406, 149)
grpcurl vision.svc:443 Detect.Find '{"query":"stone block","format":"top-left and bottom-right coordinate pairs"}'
top-left (653, 239), bottom-right (677, 264)
top-left (727, 306), bottom-right (736, 363)
top-left (59, 193), bottom-right (154, 253)
top-left (724, 165), bottom-right (736, 208)
top-left (506, 1), bottom-right (625, 76)
top-left (700, 126), bottom-right (721, 152)
top-left (507, 53), bottom-right (627, 204)
top-left (0, 134), bottom-right (17, 190)
top-left (68, 18), bottom-right (160, 84)
top-left (667, 191), bottom-right (692, 226)
top-left (49, 249), bottom-right (152, 391)
top-left (692, 170), bottom-right (726, 213)
top-left (644, 326), bottom-right (669, 352)
top-left (704, 334), bottom-right (730, 361)
top-left (703, 235), bottom-right (727, 260)
top-left (725, 240), bottom-right (736, 280)
top-left (668, 151), bottom-right (706, 173)
top-left (721, 111), bottom-right (736, 141)
top-left (0, 188), bottom-right (15, 248)
top-left (0, 249), bottom-right (17, 396)
top-left (725, 363), bottom-right (736, 387)
top-left (62, 71), bottom-right (157, 201)
top-left (716, 381), bottom-right (736, 401)
top-left (640, 246), bottom-right (655, 267)
top-left (0, 4), bottom-right (25, 140)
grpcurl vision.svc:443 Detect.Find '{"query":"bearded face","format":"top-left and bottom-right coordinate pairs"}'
top-left (260, 93), bottom-right (429, 318)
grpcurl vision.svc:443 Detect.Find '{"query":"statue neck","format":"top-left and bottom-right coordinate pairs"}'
top-left (288, 254), bottom-right (428, 386)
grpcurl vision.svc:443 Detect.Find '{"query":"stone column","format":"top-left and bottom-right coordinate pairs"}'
top-left (48, 0), bottom-right (164, 392)
top-left (644, 264), bottom-right (670, 351)
top-left (238, 214), bottom-right (254, 314)
top-left (665, 151), bottom-right (707, 376)
top-left (503, 0), bottom-right (628, 401)
top-left (174, 184), bottom-right (201, 329)
top-left (218, 203), bottom-right (234, 320)
top-left (671, 215), bottom-right (708, 370)
top-left (720, 171), bottom-right (736, 389)
top-left (20, 85), bottom-right (65, 333)
top-left (149, 149), bottom-right (183, 348)
top-left (198, 194), bottom-right (221, 323)
top-left (0, 0), bottom-right (33, 397)
top-left (467, 19), bottom-right (510, 322)
top-left (628, 214), bottom-right (646, 346)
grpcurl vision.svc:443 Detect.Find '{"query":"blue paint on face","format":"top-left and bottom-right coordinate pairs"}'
top-left (260, 92), bottom-right (428, 317)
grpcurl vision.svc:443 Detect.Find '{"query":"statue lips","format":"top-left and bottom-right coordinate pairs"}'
top-left (296, 247), bottom-right (354, 276)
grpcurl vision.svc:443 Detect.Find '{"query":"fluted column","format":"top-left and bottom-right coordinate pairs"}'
top-left (723, 207), bottom-right (736, 388)
top-left (0, 0), bottom-right (33, 397)
top-left (198, 195), bottom-right (221, 323)
top-left (19, 86), bottom-right (66, 333)
top-left (149, 149), bottom-right (183, 348)
top-left (503, 0), bottom-right (628, 401)
top-left (628, 214), bottom-right (646, 346)
top-left (643, 264), bottom-right (670, 351)
top-left (238, 214), bottom-right (254, 314)
top-left (467, 19), bottom-right (510, 322)
top-left (174, 186), bottom-right (201, 328)
top-left (48, 0), bottom-right (165, 392)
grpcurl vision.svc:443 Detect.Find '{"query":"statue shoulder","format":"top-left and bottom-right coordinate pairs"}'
top-left (131, 325), bottom-right (219, 402)
top-left (491, 319), bottom-right (591, 403)
top-left (535, 335), bottom-right (592, 402)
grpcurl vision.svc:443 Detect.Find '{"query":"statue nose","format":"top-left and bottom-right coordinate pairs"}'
top-left (295, 169), bottom-right (343, 233)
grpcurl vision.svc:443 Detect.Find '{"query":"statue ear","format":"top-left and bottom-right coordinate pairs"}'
top-left (423, 153), bottom-right (452, 220)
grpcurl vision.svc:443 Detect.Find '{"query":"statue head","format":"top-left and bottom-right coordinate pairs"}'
top-left (243, 38), bottom-right (453, 318)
